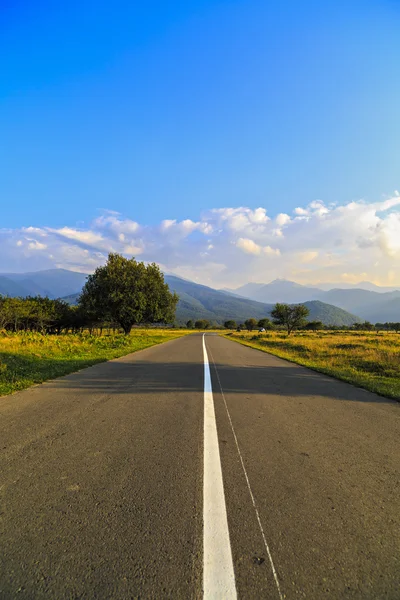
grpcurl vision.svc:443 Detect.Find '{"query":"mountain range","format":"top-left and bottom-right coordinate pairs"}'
top-left (164, 276), bottom-right (360, 326)
top-left (1, 267), bottom-right (398, 324)
top-left (0, 269), bottom-right (88, 299)
top-left (0, 268), bottom-right (361, 326)
top-left (225, 279), bottom-right (400, 323)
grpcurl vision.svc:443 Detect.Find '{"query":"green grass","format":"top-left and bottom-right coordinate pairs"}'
top-left (0, 329), bottom-right (190, 397)
top-left (223, 330), bottom-right (400, 400)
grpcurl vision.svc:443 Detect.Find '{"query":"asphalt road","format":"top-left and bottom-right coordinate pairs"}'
top-left (0, 333), bottom-right (399, 599)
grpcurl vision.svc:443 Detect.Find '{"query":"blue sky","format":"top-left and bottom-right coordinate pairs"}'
top-left (1, 0), bottom-right (400, 285)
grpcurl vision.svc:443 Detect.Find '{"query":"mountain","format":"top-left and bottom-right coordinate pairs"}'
top-left (232, 279), bottom-right (322, 304)
top-left (320, 288), bottom-right (400, 322)
top-left (230, 282), bottom-right (266, 298)
top-left (0, 269), bottom-right (88, 299)
top-left (301, 301), bottom-right (360, 327)
top-left (164, 275), bottom-right (275, 323)
top-left (62, 275), bottom-right (361, 326)
top-left (0, 276), bottom-right (35, 298)
top-left (228, 278), bottom-right (400, 322)
top-left (0, 268), bottom-right (363, 325)
top-left (310, 281), bottom-right (400, 293)
top-left (231, 279), bottom-right (400, 297)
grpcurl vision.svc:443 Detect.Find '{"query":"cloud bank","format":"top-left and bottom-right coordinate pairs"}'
top-left (1, 194), bottom-right (400, 287)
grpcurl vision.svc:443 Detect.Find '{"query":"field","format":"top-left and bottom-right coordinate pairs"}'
top-left (0, 329), bottom-right (190, 397)
top-left (224, 330), bottom-right (400, 400)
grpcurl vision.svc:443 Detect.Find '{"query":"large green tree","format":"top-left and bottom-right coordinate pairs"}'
top-left (79, 254), bottom-right (178, 334)
top-left (271, 303), bottom-right (309, 336)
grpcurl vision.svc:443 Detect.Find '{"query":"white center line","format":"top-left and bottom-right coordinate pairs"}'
top-left (203, 334), bottom-right (237, 599)
top-left (207, 343), bottom-right (283, 600)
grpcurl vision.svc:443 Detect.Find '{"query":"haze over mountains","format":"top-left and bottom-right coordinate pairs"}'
top-left (0, 268), bottom-right (398, 324)
top-left (0, 269), bottom-right (88, 300)
top-left (224, 279), bottom-right (400, 323)
top-left (0, 268), bottom-right (367, 326)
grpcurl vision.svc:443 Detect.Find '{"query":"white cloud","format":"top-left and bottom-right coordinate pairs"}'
top-left (51, 227), bottom-right (105, 247)
top-left (276, 213), bottom-right (291, 226)
top-left (294, 207), bottom-right (308, 216)
top-left (1, 194), bottom-right (400, 287)
top-left (28, 241), bottom-right (47, 251)
top-left (236, 238), bottom-right (262, 255)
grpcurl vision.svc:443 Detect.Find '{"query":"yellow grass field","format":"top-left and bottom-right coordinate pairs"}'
top-left (224, 330), bottom-right (400, 400)
top-left (0, 329), bottom-right (191, 397)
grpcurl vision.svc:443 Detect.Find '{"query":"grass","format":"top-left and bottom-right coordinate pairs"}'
top-left (223, 330), bottom-right (400, 400)
top-left (0, 329), bottom-right (191, 397)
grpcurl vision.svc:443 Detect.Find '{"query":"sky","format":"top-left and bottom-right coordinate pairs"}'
top-left (1, 0), bottom-right (400, 287)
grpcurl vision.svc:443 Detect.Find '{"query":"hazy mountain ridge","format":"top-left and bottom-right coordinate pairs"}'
top-left (0, 268), bottom-right (381, 325)
top-left (59, 274), bottom-right (361, 326)
top-left (227, 279), bottom-right (400, 322)
top-left (0, 269), bottom-right (88, 299)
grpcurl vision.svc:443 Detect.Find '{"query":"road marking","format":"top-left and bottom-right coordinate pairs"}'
top-left (208, 344), bottom-right (284, 600)
top-left (203, 334), bottom-right (237, 599)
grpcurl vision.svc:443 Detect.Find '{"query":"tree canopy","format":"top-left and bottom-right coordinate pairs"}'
top-left (258, 317), bottom-right (272, 330)
top-left (271, 303), bottom-right (310, 335)
top-left (244, 318), bottom-right (258, 331)
top-left (79, 254), bottom-right (178, 334)
top-left (224, 320), bottom-right (237, 329)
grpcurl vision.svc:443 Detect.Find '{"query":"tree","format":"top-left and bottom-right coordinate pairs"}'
top-left (79, 254), bottom-right (178, 334)
top-left (186, 320), bottom-right (194, 329)
top-left (354, 321), bottom-right (374, 331)
top-left (195, 319), bottom-right (210, 329)
top-left (271, 303), bottom-right (310, 336)
top-left (244, 318), bottom-right (258, 331)
top-left (224, 320), bottom-right (237, 329)
top-left (304, 320), bottom-right (324, 331)
top-left (258, 317), bottom-right (272, 330)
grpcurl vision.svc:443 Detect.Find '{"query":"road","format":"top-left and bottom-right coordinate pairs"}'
top-left (0, 333), bottom-right (399, 599)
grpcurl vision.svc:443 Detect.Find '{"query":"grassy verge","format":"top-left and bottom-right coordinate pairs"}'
top-left (0, 329), bottom-right (190, 397)
top-left (223, 330), bottom-right (400, 400)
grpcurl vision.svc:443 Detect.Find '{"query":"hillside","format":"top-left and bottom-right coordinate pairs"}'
top-left (164, 276), bottom-right (274, 323)
top-left (0, 276), bottom-right (34, 298)
top-left (167, 277), bottom-right (361, 325)
top-left (320, 289), bottom-right (400, 322)
top-left (0, 269), bottom-right (87, 299)
top-left (228, 278), bottom-right (400, 322)
top-left (62, 275), bottom-right (360, 326)
top-left (301, 301), bottom-right (360, 327)
top-left (0, 268), bottom-right (362, 326)
top-left (233, 279), bottom-right (322, 304)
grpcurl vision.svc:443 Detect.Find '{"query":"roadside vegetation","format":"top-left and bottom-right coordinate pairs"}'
top-left (0, 329), bottom-right (190, 397)
top-left (0, 254), bottom-right (178, 335)
top-left (2, 263), bottom-right (400, 402)
top-left (223, 329), bottom-right (400, 400)
top-left (0, 253), bottom-right (192, 398)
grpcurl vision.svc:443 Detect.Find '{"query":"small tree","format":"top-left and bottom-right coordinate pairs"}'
top-left (354, 321), bottom-right (374, 331)
top-left (195, 319), bottom-right (210, 329)
top-left (186, 320), bottom-right (194, 329)
top-left (79, 253), bottom-right (178, 334)
top-left (244, 318), bottom-right (258, 331)
top-left (271, 303), bottom-right (310, 336)
top-left (258, 317), bottom-right (272, 330)
top-left (224, 320), bottom-right (237, 329)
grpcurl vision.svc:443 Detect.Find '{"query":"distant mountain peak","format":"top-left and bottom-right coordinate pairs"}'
top-left (267, 278), bottom-right (305, 288)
